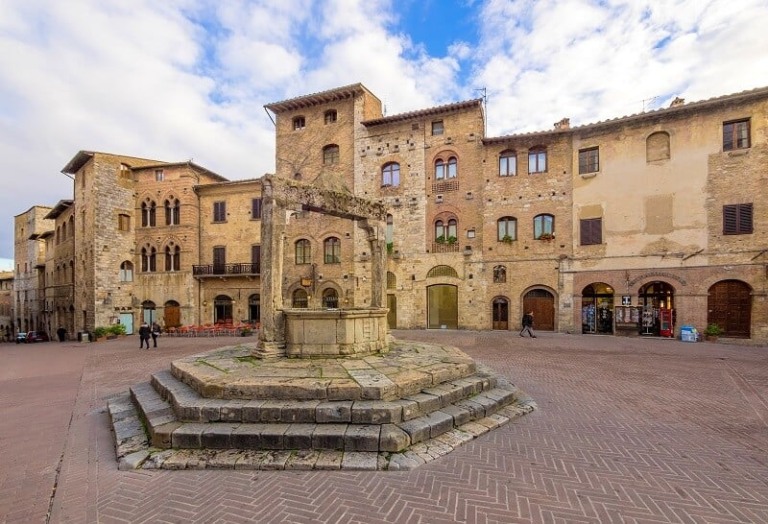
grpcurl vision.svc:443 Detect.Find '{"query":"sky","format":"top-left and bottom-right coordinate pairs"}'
top-left (1, 0), bottom-right (768, 270)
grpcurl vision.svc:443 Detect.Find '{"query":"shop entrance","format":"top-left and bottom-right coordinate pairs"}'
top-left (638, 281), bottom-right (675, 336)
top-left (581, 283), bottom-right (614, 334)
top-left (427, 284), bottom-right (458, 329)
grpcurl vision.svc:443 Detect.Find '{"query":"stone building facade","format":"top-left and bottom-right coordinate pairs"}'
top-left (13, 206), bottom-right (53, 335)
top-left (0, 271), bottom-right (13, 340)
top-left (12, 84), bottom-right (768, 344)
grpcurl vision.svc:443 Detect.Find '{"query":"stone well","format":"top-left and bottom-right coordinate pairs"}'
top-left (283, 307), bottom-right (389, 358)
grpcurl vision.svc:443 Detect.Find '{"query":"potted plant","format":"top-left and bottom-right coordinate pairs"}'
top-left (704, 323), bottom-right (723, 341)
top-left (501, 235), bottom-right (514, 244)
top-left (538, 233), bottom-right (555, 241)
top-left (446, 235), bottom-right (457, 245)
top-left (435, 235), bottom-right (446, 244)
top-left (93, 326), bottom-right (108, 341)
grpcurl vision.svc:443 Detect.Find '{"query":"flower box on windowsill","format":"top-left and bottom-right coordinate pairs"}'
top-left (538, 234), bottom-right (555, 242)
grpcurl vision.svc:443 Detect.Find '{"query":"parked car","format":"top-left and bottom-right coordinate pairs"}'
top-left (25, 331), bottom-right (50, 343)
top-left (15, 332), bottom-right (27, 344)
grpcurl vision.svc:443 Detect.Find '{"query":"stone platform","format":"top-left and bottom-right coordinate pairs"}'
top-left (108, 340), bottom-right (535, 471)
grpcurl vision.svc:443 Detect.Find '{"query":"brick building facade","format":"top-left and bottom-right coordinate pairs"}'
top-left (12, 84), bottom-right (768, 344)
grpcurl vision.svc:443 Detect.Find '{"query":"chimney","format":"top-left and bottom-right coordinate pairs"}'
top-left (669, 97), bottom-right (685, 108)
top-left (554, 117), bottom-right (570, 130)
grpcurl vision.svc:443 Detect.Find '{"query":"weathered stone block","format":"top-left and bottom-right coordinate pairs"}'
top-left (439, 404), bottom-right (472, 426)
top-left (171, 423), bottom-right (208, 449)
top-left (397, 417), bottom-right (431, 445)
top-left (316, 401), bottom-right (352, 423)
top-left (379, 424), bottom-right (410, 452)
top-left (311, 424), bottom-right (347, 450)
top-left (201, 425), bottom-right (238, 449)
top-left (350, 401), bottom-right (402, 424)
top-left (260, 423), bottom-right (289, 449)
top-left (283, 423), bottom-right (316, 449)
top-left (344, 425), bottom-right (381, 451)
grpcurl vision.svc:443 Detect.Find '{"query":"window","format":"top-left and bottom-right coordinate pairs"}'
top-left (646, 131), bottom-right (670, 162)
top-left (155, 169), bottom-right (164, 181)
top-left (533, 214), bottom-right (554, 239)
top-left (118, 213), bottom-right (131, 232)
top-left (435, 157), bottom-right (457, 180)
top-left (251, 245), bottom-right (261, 274)
top-left (213, 201), bottom-right (226, 222)
top-left (493, 265), bottom-right (507, 283)
top-left (723, 119), bottom-right (750, 151)
top-left (141, 247), bottom-right (157, 272)
top-left (324, 237), bottom-right (340, 264)
top-left (528, 146), bottom-right (547, 174)
top-left (431, 120), bottom-right (444, 136)
top-left (499, 150), bottom-right (516, 176)
top-left (119, 261), bottom-right (133, 282)
top-left (578, 147), bottom-right (599, 174)
top-left (324, 110), bottom-right (337, 124)
top-left (435, 220), bottom-right (444, 240)
top-left (165, 245), bottom-right (180, 271)
top-left (497, 217), bottom-right (517, 241)
top-left (293, 116), bottom-right (305, 130)
top-left (165, 198), bottom-right (180, 225)
top-left (723, 204), bottom-right (753, 234)
top-left (252, 198), bottom-right (263, 219)
top-left (580, 218), bottom-right (603, 245)
top-left (382, 162), bottom-right (400, 187)
top-left (295, 239), bottom-right (311, 264)
top-left (436, 218), bottom-right (458, 242)
top-left (292, 289), bottom-right (308, 308)
top-left (213, 246), bottom-right (226, 273)
top-left (141, 201), bottom-right (156, 227)
top-left (323, 144), bottom-right (339, 165)
top-left (322, 288), bottom-right (339, 308)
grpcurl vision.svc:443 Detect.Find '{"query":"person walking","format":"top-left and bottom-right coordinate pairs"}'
top-left (139, 322), bottom-right (151, 349)
top-left (520, 311), bottom-right (536, 338)
top-left (150, 322), bottom-right (161, 348)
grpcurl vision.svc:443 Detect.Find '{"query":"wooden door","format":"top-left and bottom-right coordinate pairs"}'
top-left (523, 290), bottom-right (555, 331)
top-left (492, 297), bottom-right (508, 330)
top-left (708, 280), bottom-right (751, 338)
top-left (164, 306), bottom-right (181, 328)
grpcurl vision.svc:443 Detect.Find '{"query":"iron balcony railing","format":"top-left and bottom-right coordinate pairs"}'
top-left (431, 242), bottom-right (460, 253)
top-left (192, 263), bottom-right (260, 277)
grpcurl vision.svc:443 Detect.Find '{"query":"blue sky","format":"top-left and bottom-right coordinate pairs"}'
top-left (1, 0), bottom-right (768, 269)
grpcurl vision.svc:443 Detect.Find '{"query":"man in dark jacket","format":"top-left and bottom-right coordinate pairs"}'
top-left (520, 311), bottom-right (536, 338)
top-left (139, 322), bottom-right (151, 349)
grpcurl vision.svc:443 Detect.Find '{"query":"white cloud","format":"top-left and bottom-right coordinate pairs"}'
top-left (1, 0), bottom-right (767, 260)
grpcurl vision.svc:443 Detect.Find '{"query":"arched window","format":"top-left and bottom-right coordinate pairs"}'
top-left (322, 288), bottom-right (339, 309)
top-left (387, 271), bottom-right (397, 289)
top-left (165, 198), bottom-right (180, 225)
top-left (493, 265), bottom-right (507, 283)
top-left (324, 237), bottom-right (340, 264)
top-left (62, 221), bottom-right (67, 240)
top-left (528, 146), bottom-right (547, 174)
top-left (323, 144), bottom-right (339, 165)
top-left (214, 295), bottom-right (233, 323)
top-left (165, 245), bottom-right (180, 272)
top-left (498, 217), bottom-right (517, 241)
top-left (426, 265), bottom-right (459, 278)
top-left (446, 157), bottom-right (457, 179)
top-left (499, 150), bottom-right (516, 176)
top-left (295, 239), bottom-right (311, 264)
top-left (646, 131), bottom-right (671, 162)
top-left (141, 201), bottom-right (157, 227)
top-left (434, 220), bottom-right (445, 241)
top-left (435, 159), bottom-right (446, 180)
top-left (292, 289), bottom-right (308, 308)
top-left (141, 247), bottom-right (157, 272)
top-left (447, 218), bottom-right (457, 239)
top-left (533, 214), bottom-right (555, 239)
top-left (382, 162), bottom-right (400, 187)
top-left (119, 261), bottom-right (134, 282)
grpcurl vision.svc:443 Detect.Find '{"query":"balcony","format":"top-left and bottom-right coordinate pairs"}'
top-left (192, 263), bottom-right (260, 278)
top-left (431, 242), bottom-right (460, 254)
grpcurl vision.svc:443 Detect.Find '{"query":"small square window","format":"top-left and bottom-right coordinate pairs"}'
top-left (324, 110), bottom-right (337, 124)
top-left (431, 121), bottom-right (444, 136)
top-left (155, 169), bottom-right (164, 181)
top-left (723, 119), bottom-right (750, 151)
top-left (293, 116), bottom-right (306, 130)
top-left (578, 147), bottom-right (599, 174)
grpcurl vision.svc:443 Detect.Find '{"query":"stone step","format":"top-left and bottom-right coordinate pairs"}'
top-left (150, 369), bottom-right (500, 425)
top-left (131, 374), bottom-right (522, 453)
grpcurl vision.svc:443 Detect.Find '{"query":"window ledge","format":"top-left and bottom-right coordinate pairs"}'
top-left (580, 172), bottom-right (598, 179)
top-left (726, 149), bottom-right (749, 157)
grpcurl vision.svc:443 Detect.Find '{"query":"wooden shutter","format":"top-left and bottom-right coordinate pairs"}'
top-left (724, 204), bottom-right (752, 234)
top-left (252, 198), bottom-right (262, 219)
top-left (580, 218), bottom-right (602, 245)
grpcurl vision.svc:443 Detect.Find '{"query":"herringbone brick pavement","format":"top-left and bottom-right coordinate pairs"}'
top-left (1, 331), bottom-right (766, 523)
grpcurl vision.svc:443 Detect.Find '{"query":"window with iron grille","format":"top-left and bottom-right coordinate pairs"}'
top-left (580, 218), bottom-right (602, 245)
top-left (578, 147), bottom-right (599, 174)
top-left (723, 204), bottom-right (753, 235)
top-left (723, 119), bottom-right (750, 151)
top-left (213, 201), bottom-right (226, 222)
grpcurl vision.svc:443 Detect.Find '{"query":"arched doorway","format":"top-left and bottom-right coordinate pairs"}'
top-left (522, 289), bottom-right (555, 331)
top-left (638, 281), bottom-right (675, 336)
top-left (248, 294), bottom-right (261, 324)
top-left (164, 300), bottom-right (181, 328)
top-left (214, 295), bottom-right (233, 323)
top-left (427, 284), bottom-right (458, 329)
top-left (141, 300), bottom-right (156, 324)
top-left (581, 283), bottom-right (614, 334)
top-left (708, 280), bottom-right (751, 338)
top-left (492, 297), bottom-right (509, 330)
top-left (322, 288), bottom-right (339, 308)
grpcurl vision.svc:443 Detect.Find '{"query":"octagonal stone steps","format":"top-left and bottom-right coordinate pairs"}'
top-left (129, 367), bottom-right (522, 453)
